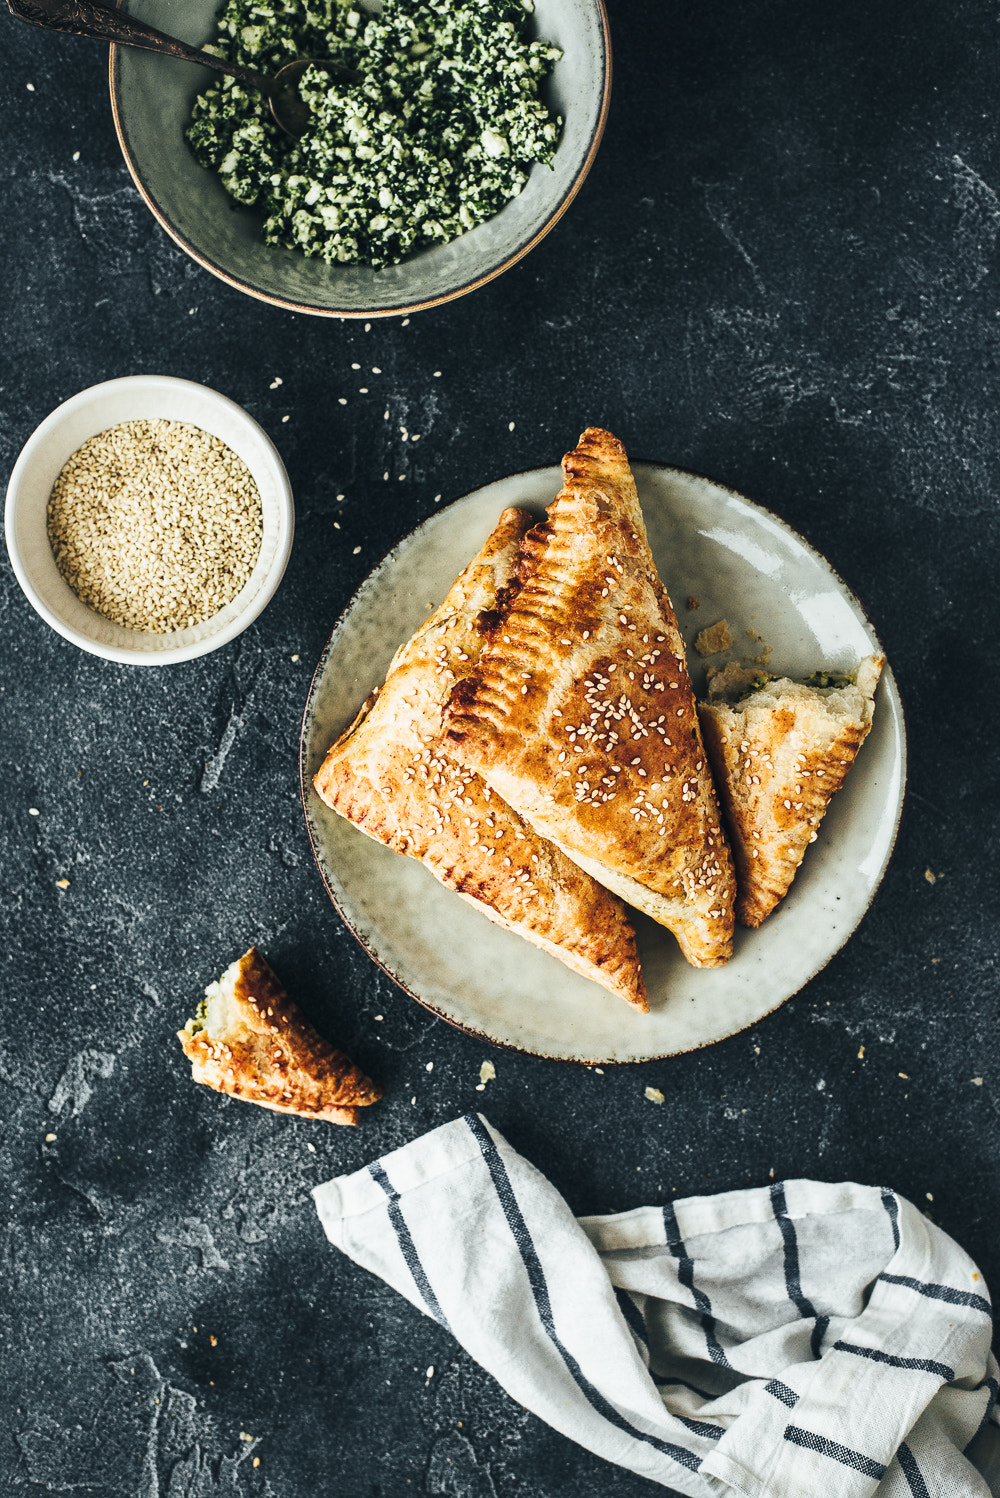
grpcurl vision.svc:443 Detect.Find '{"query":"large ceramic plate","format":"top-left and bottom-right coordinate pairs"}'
top-left (300, 465), bottom-right (906, 1063)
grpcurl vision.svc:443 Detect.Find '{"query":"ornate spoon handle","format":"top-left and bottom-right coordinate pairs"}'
top-left (5, 0), bottom-right (270, 91)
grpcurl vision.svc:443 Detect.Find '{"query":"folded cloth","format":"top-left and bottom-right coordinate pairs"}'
top-left (313, 1113), bottom-right (999, 1497)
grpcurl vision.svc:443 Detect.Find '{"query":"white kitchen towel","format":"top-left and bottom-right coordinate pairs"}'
top-left (312, 1113), bottom-right (999, 1497)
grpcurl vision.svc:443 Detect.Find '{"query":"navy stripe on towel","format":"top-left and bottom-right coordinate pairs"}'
top-left (764, 1379), bottom-right (799, 1409)
top-left (833, 1341), bottom-right (955, 1382)
top-left (368, 1161), bottom-right (451, 1332)
top-left (651, 1372), bottom-right (722, 1402)
top-left (615, 1288), bottom-right (649, 1350)
top-left (810, 1315), bottom-right (830, 1360)
top-left (879, 1271), bottom-right (992, 1317)
top-left (770, 1181), bottom-right (818, 1320)
top-left (881, 1188), bottom-right (901, 1250)
top-left (465, 1114), bottom-right (703, 1474)
top-left (898, 1441), bottom-right (931, 1498)
top-left (662, 1202), bottom-right (732, 1369)
top-left (784, 1425), bottom-right (887, 1479)
top-left (674, 1414), bottom-right (723, 1441)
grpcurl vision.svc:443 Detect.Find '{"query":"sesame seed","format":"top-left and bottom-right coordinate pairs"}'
top-left (46, 419), bottom-right (262, 633)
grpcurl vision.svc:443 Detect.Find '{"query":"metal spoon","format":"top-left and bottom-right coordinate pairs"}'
top-left (5, 0), bottom-right (360, 137)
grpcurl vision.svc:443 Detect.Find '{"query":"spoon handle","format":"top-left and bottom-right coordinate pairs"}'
top-left (5, 0), bottom-right (270, 90)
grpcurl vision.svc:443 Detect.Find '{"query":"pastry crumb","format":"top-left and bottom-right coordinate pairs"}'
top-left (972, 1077), bottom-right (984, 1086)
top-left (475, 1060), bottom-right (496, 1092)
top-left (55, 879), bottom-right (70, 889)
top-left (644, 1086), bottom-right (665, 1104)
top-left (694, 619), bottom-right (734, 656)
top-left (686, 596), bottom-right (700, 610)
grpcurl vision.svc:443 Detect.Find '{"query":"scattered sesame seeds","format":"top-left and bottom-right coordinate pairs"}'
top-left (47, 420), bottom-right (262, 633)
top-left (269, 376), bottom-right (283, 388)
top-left (338, 397), bottom-right (347, 405)
top-left (353, 545), bottom-right (362, 555)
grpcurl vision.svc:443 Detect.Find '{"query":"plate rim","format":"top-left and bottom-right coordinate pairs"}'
top-left (299, 460), bottom-right (908, 1064)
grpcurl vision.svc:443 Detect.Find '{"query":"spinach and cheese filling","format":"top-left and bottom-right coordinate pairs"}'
top-left (188, 0), bottom-right (563, 269)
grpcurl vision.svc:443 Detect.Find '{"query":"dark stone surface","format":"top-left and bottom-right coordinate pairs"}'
top-left (2, 2), bottom-right (998, 1494)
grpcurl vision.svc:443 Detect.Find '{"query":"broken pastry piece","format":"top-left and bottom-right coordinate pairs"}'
top-left (313, 507), bottom-right (647, 1011)
top-left (443, 428), bottom-right (736, 969)
top-left (178, 947), bottom-right (382, 1125)
top-left (698, 655), bottom-right (883, 927)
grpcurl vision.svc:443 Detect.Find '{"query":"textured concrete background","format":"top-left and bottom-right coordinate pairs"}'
top-left (2, 0), bottom-right (998, 1493)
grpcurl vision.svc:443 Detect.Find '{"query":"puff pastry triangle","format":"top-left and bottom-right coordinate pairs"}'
top-left (443, 429), bottom-right (736, 968)
top-left (313, 507), bottom-right (647, 1010)
top-left (178, 947), bottom-right (383, 1125)
top-left (698, 656), bottom-right (883, 926)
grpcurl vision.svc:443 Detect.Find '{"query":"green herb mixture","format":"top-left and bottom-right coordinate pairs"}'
top-left (188, 0), bottom-right (562, 269)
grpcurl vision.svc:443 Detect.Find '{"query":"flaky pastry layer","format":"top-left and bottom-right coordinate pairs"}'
top-left (444, 429), bottom-right (736, 968)
top-left (698, 657), bottom-right (883, 926)
top-left (178, 947), bottom-right (382, 1124)
top-left (313, 507), bottom-right (647, 1011)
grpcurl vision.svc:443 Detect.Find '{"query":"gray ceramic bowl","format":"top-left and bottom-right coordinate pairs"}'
top-left (109, 1), bottom-right (610, 317)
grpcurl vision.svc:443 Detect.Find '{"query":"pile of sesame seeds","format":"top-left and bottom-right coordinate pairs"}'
top-left (47, 419), bottom-right (263, 634)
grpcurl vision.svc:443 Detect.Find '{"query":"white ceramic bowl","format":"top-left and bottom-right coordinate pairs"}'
top-left (109, 0), bottom-right (611, 317)
top-left (4, 375), bottom-right (294, 665)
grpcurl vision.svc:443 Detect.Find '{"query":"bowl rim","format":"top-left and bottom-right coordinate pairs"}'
top-left (4, 374), bottom-right (295, 666)
top-left (107, 0), bottom-right (612, 319)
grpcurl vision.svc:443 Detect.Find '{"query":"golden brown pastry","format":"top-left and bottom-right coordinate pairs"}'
top-left (443, 429), bottom-right (736, 969)
top-left (313, 507), bottom-right (647, 1011)
top-left (178, 947), bottom-right (382, 1125)
top-left (698, 656), bottom-right (883, 927)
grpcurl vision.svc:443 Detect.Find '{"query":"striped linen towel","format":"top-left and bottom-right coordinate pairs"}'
top-left (312, 1113), bottom-right (999, 1497)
